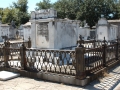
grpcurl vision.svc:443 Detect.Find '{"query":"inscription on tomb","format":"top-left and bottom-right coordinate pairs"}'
top-left (37, 22), bottom-right (49, 41)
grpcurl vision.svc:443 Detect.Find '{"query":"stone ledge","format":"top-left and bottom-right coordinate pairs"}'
top-left (34, 71), bottom-right (90, 86)
top-left (0, 68), bottom-right (90, 86)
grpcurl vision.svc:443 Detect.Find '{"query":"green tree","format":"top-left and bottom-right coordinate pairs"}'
top-left (53, 0), bottom-right (77, 19)
top-left (12, 0), bottom-right (29, 25)
top-left (0, 0), bottom-right (29, 26)
top-left (36, 0), bottom-right (52, 10)
top-left (114, 0), bottom-right (120, 19)
top-left (77, 0), bottom-right (116, 28)
top-left (13, 0), bottom-right (28, 12)
top-left (53, 0), bottom-right (118, 28)
top-left (0, 8), bottom-right (3, 14)
top-left (1, 8), bottom-right (16, 24)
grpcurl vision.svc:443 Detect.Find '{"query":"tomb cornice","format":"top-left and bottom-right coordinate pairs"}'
top-left (34, 18), bottom-right (55, 23)
top-left (29, 19), bottom-right (36, 23)
top-left (23, 26), bottom-right (31, 28)
top-left (97, 24), bottom-right (109, 26)
top-left (110, 24), bottom-right (118, 27)
top-left (56, 19), bottom-right (80, 24)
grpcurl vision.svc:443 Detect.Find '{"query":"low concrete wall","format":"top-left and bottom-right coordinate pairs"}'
top-left (0, 67), bottom-right (90, 86)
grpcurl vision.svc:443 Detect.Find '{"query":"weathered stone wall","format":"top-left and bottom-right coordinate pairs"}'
top-left (36, 22), bottom-right (50, 48)
top-left (54, 20), bottom-right (78, 49)
top-left (78, 27), bottom-right (90, 40)
top-left (24, 26), bottom-right (31, 41)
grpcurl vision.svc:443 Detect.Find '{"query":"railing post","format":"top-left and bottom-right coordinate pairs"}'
top-left (75, 47), bottom-right (86, 79)
top-left (3, 46), bottom-right (9, 67)
top-left (77, 35), bottom-right (84, 47)
top-left (75, 36), bottom-right (86, 79)
top-left (3, 40), bottom-right (10, 67)
top-left (93, 37), bottom-right (96, 48)
top-left (28, 36), bottom-right (31, 48)
top-left (20, 44), bottom-right (27, 70)
top-left (116, 36), bottom-right (119, 60)
top-left (102, 37), bottom-right (107, 67)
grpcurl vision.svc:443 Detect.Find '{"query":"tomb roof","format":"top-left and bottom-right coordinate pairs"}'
top-left (0, 24), bottom-right (9, 27)
top-left (23, 22), bottom-right (31, 26)
top-left (108, 19), bottom-right (120, 23)
top-left (98, 18), bottom-right (108, 25)
top-left (31, 9), bottom-right (57, 19)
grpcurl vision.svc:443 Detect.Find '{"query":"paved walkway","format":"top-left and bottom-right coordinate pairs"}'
top-left (0, 65), bottom-right (120, 90)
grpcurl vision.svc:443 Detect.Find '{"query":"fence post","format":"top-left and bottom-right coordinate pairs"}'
top-left (77, 35), bottom-right (84, 47)
top-left (102, 37), bottom-right (107, 67)
top-left (93, 37), bottom-right (96, 48)
top-left (20, 43), bottom-right (27, 70)
top-left (3, 40), bottom-right (10, 67)
top-left (116, 36), bottom-right (119, 60)
top-left (28, 36), bottom-right (31, 48)
top-left (76, 37), bottom-right (86, 79)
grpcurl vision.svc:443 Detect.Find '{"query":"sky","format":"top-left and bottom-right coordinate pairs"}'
top-left (0, 0), bottom-right (57, 12)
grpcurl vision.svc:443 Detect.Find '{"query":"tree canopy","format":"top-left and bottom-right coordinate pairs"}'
top-left (35, 0), bottom-right (52, 10)
top-left (0, 0), bottom-right (120, 28)
top-left (12, 0), bottom-right (28, 12)
top-left (77, 0), bottom-right (116, 28)
top-left (53, 0), bottom-right (77, 19)
top-left (0, 0), bottom-right (29, 27)
top-left (12, 0), bottom-right (29, 26)
top-left (36, 0), bottom-right (119, 28)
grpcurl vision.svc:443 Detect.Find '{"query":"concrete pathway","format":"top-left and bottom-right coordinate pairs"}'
top-left (0, 77), bottom-right (83, 90)
top-left (0, 64), bottom-right (120, 90)
top-left (84, 64), bottom-right (120, 90)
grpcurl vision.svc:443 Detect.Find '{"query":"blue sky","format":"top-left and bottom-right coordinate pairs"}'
top-left (0, 0), bottom-right (57, 12)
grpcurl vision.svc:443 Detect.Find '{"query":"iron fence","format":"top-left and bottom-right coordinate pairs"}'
top-left (85, 47), bottom-right (103, 73)
top-left (0, 44), bottom-right (4, 48)
top-left (78, 40), bottom-right (117, 49)
top-left (10, 41), bottom-right (28, 48)
top-left (8, 48), bottom-right (21, 68)
top-left (0, 36), bottom-right (119, 80)
top-left (106, 44), bottom-right (117, 65)
top-left (0, 48), bottom-right (4, 67)
top-left (77, 35), bottom-right (117, 49)
top-left (26, 49), bottom-right (76, 75)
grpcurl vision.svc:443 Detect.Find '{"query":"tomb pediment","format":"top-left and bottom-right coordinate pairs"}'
top-left (98, 18), bottom-right (108, 25)
top-left (30, 9), bottom-right (57, 20)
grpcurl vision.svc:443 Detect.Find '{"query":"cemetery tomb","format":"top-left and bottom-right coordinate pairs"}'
top-left (96, 18), bottom-right (118, 41)
top-left (30, 9), bottom-right (80, 49)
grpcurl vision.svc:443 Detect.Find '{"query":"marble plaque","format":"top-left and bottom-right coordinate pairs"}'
top-left (37, 23), bottom-right (49, 41)
top-left (0, 71), bottom-right (20, 81)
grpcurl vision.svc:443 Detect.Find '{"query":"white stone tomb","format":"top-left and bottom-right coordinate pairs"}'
top-left (30, 9), bottom-right (80, 49)
top-left (96, 18), bottom-right (118, 41)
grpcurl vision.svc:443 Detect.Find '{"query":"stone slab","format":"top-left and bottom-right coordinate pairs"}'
top-left (0, 71), bottom-right (20, 81)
